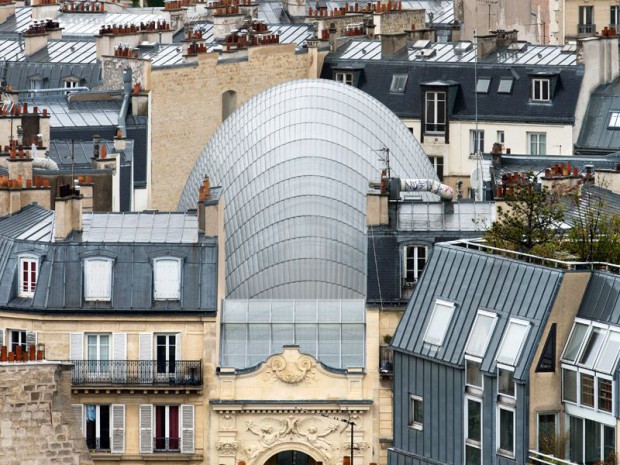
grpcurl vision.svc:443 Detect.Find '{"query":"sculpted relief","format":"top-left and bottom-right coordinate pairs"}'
top-left (264, 353), bottom-right (317, 384)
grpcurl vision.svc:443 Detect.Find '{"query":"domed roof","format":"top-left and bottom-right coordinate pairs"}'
top-left (178, 79), bottom-right (438, 299)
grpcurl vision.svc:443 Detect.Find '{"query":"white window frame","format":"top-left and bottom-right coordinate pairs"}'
top-left (497, 365), bottom-right (516, 401)
top-left (18, 255), bottom-right (38, 298)
top-left (422, 299), bottom-right (455, 347)
top-left (561, 319), bottom-right (592, 363)
top-left (531, 78), bottom-right (551, 102)
top-left (63, 78), bottom-right (79, 90)
top-left (408, 394), bottom-right (423, 430)
top-left (153, 257), bottom-right (182, 301)
top-left (476, 77), bottom-right (491, 93)
top-left (390, 74), bottom-right (408, 93)
top-left (424, 91), bottom-right (446, 134)
top-left (496, 130), bottom-right (505, 145)
top-left (497, 405), bottom-right (516, 458)
top-left (594, 329), bottom-right (620, 374)
top-left (497, 77), bottom-right (513, 94)
top-left (597, 374), bottom-right (614, 414)
top-left (496, 318), bottom-right (530, 367)
top-left (470, 129), bottom-right (484, 155)
top-left (464, 310), bottom-right (498, 359)
top-left (612, 6), bottom-right (620, 26)
top-left (465, 357), bottom-right (484, 394)
top-left (536, 412), bottom-right (558, 452)
top-left (527, 132), bottom-right (547, 155)
top-left (577, 324), bottom-right (607, 369)
top-left (84, 258), bottom-right (113, 301)
top-left (9, 329), bottom-right (26, 354)
top-left (562, 365), bottom-right (579, 405)
top-left (335, 72), bottom-right (353, 85)
top-left (465, 396), bottom-right (483, 465)
top-left (608, 111), bottom-right (620, 128)
top-left (403, 245), bottom-right (427, 285)
top-left (562, 363), bottom-right (615, 414)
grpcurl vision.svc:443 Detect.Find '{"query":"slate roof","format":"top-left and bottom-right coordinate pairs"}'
top-left (322, 40), bottom-right (583, 124)
top-left (0, 203), bottom-right (54, 241)
top-left (488, 153), bottom-right (620, 178)
top-left (565, 185), bottom-right (620, 228)
top-left (32, 97), bottom-right (120, 127)
top-left (577, 271), bottom-right (620, 325)
top-left (576, 78), bottom-right (620, 154)
top-left (0, 207), bottom-right (218, 314)
top-left (49, 139), bottom-right (132, 170)
top-left (392, 242), bottom-right (564, 381)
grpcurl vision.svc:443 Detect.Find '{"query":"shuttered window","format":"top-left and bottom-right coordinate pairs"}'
top-left (111, 404), bottom-right (125, 454)
top-left (139, 404), bottom-right (153, 454)
top-left (153, 258), bottom-right (181, 300)
top-left (84, 258), bottom-right (113, 301)
top-left (18, 256), bottom-right (38, 297)
top-left (181, 404), bottom-right (195, 453)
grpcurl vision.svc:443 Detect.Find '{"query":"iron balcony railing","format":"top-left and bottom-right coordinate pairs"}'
top-left (86, 436), bottom-right (110, 451)
top-left (68, 360), bottom-right (202, 386)
top-left (379, 345), bottom-right (394, 375)
top-left (154, 437), bottom-right (180, 452)
top-left (577, 23), bottom-right (596, 35)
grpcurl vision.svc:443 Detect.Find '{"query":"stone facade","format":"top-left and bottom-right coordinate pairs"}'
top-left (148, 45), bottom-right (324, 211)
top-left (0, 362), bottom-right (94, 465)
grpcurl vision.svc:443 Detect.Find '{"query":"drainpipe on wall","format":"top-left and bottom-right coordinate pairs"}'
top-left (118, 69), bottom-right (132, 138)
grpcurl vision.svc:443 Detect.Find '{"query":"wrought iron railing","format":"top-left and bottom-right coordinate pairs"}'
top-left (578, 23), bottom-right (596, 35)
top-left (67, 360), bottom-right (202, 386)
top-left (86, 436), bottom-right (110, 451)
top-left (154, 437), bottom-right (180, 452)
top-left (379, 345), bottom-right (394, 374)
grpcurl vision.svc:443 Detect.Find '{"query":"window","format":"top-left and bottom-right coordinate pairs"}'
top-left (9, 329), bottom-right (26, 354)
top-left (408, 395), bottom-right (423, 430)
top-left (496, 319), bottom-right (530, 366)
top-left (563, 368), bottom-right (577, 403)
top-left (18, 256), bottom-right (38, 297)
top-left (63, 79), bottom-right (79, 93)
top-left (598, 378), bottom-right (613, 412)
top-left (536, 323), bottom-right (556, 373)
top-left (153, 258), bottom-right (181, 300)
top-left (390, 74), bottom-right (408, 93)
top-left (581, 373), bottom-right (595, 407)
top-left (424, 91), bottom-right (446, 134)
top-left (569, 416), bottom-right (615, 464)
top-left (465, 311), bottom-right (497, 359)
top-left (139, 404), bottom-right (194, 454)
top-left (465, 397), bottom-right (482, 465)
top-left (85, 405), bottom-right (111, 451)
top-left (87, 334), bottom-right (110, 375)
top-left (84, 258), bottom-right (113, 301)
top-left (469, 130), bottom-right (484, 155)
top-left (578, 6), bottom-right (594, 34)
top-left (498, 368), bottom-right (515, 398)
top-left (466, 359), bottom-right (483, 389)
top-left (595, 331), bottom-right (620, 373)
top-left (537, 413), bottom-right (557, 454)
top-left (531, 78), bottom-right (550, 102)
top-left (476, 77), bottom-right (491, 93)
top-left (428, 156), bottom-right (444, 181)
top-left (528, 132), bottom-right (547, 155)
top-left (335, 72), bottom-right (353, 85)
top-left (423, 299), bottom-right (455, 346)
top-left (578, 327), bottom-right (605, 368)
top-left (156, 334), bottom-right (177, 377)
top-left (497, 78), bottom-right (513, 94)
top-left (497, 407), bottom-right (515, 457)
top-left (612, 6), bottom-right (620, 26)
top-left (403, 245), bottom-right (427, 285)
top-left (608, 111), bottom-right (620, 128)
top-left (496, 130), bottom-right (505, 145)
top-left (562, 322), bottom-right (589, 362)
top-left (29, 78), bottom-right (43, 90)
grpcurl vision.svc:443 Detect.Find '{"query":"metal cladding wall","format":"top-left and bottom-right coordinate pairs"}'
top-left (178, 79), bottom-right (438, 300)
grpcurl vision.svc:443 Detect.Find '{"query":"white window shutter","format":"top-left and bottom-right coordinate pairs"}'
top-left (154, 259), bottom-right (181, 300)
top-left (0, 328), bottom-right (4, 348)
top-left (180, 404), bottom-right (194, 454)
top-left (113, 333), bottom-right (127, 382)
top-left (139, 404), bottom-right (153, 454)
top-left (72, 404), bottom-right (84, 436)
top-left (26, 331), bottom-right (37, 349)
top-left (139, 333), bottom-right (153, 360)
top-left (175, 333), bottom-right (181, 362)
top-left (111, 404), bottom-right (125, 454)
top-left (84, 259), bottom-right (112, 300)
top-left (70, 333), bottom-right (83, 360)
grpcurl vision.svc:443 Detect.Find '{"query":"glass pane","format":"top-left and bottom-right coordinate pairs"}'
top-left (563, 369), bottom-right (577, 402)
top-left (497, 321), bottom-right (529, 366)
top-left (564, 323), bottom-right (588, 362)
top-left (498, 78), bottom-right (513, 93)
top-left (569, 416), bottom-right (583, 464)
top-left (538, 414), bottom-right (556, 454)
top-left (467, 399), bottom-right (481, 442)
top-left (585, 419), bottom-right (601, 465)
top-left (465, 445), bottom-right (481, 465)
top-left (499, 409), bottom-right (514, 453)
top-left (595, 331), bottom-right (620, 373)
top-left (466, 359), bottom-right (482, 388)
top-left (598, 378), bottom-right (613, 413)
top-left (424, 301), bottom-right (454, 346)
top-left (413, 398), bottom-right (423, 424)
top-left (581, 373), bottom-right (595, 407)
top-left (465, 313), bottom-right (496, 357)
top-left (498, 369), bottom-right (515, 397)
top-left (579, 328), bottom-right (606, 368)
top-left (604, 426), bottom-right (615, 462)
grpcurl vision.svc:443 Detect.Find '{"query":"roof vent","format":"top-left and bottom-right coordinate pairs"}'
top-left (416, 48), bottom-right (436, 58)
top-left (561, 43), bottom-right (577, 53)
top-left (507, 41), bottom-right (527, 52)
top-left (454, 41), bottom-right (473, 54)
top-left (412, 39), bottom-right (430, 49)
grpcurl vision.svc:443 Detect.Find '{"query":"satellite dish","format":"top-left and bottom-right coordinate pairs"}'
top-left (470, 167), bottom-right (483, 201)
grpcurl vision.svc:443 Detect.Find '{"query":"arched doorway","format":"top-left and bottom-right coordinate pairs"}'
top-left (264, 450), bottom-right (316, 465)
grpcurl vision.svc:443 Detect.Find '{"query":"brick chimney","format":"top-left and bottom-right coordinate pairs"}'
top-left (381, 32), bottom-right (407, 57)
top-left (54, 183), bottom-right (83, 240)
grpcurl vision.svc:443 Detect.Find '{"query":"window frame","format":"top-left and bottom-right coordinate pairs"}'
top-left (18, 255), bottom-right (38, 298)
top-left (408, 394), bottom-right (424, 430)
top-left (390, 74), bottom-right (408, 93)
top-left (476, 77), bottom-right (491, 94)
top-left (497, 77), bottom-right (514, 94)
top-left (612, 6), bottom-right (620, 26)
top-left (424, 90), bottom-right (447, 135)
top-left (496, 130), bottom-right (505, 145)
top-left (497, 366), bottom-right (516, 400)
top-left (83, 257), bottom-right (113, 302)
top-left (465, 357), bottom-right (484, 394)
top-left (403, 245), bottom-right (428, 286)
top-left (608, 111), bottom-right (620, 128)
top-left (153, 257), bottom-right (182, 301)
top-left (422, 299), bottom-right (455, 347)
top-left (335, 72), bottom-right (353, 86)
top-left (9, 329), bottom-right (27, 354)
top-left (562, 365), bottom-right (578, 404)
top-left (464, 310), bottom-right (498, 359)
top-left (527, 132), bottom-right (547, 155)
top-left (536, 412), bottom-right (558, 454)
top-left (84, 404), bottom-right (111, 451)
top-left (469, 129), bottom-right (484, 155)
top-left (496, 318), bottom-right (531, 367)
top-left (497, 405), bottom-right (516, 458)
top-left (428, 156), bottom-right (444, 181)
top-left (531, 78), bottom-right (551, 102)
top-left (465, 395), bottom-right (483, 465)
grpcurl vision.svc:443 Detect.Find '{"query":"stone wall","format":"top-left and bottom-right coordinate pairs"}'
top-left (0, 362), bottom-right (93, 465)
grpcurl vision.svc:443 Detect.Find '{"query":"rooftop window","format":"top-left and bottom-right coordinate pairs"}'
top-left (496, 319), bottom-right (530, 366)
top-left (609, 111), bottom-right (620, 128)
top-left (465, 310), bottom-right (497, 358)
top-left (562, 321), bottom-right (620, 374)
top-left (476, 77), bottom-right (491, 94)
top-left (390, 74), bottom-right (408, 93)
top-left (423, 299), bottom-right (455, 347)
top-left (497, 77), bottom-right (514, 94)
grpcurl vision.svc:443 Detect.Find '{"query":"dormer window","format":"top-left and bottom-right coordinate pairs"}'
top-left (335, 72), bottom-right (353, 85)
top-left (497, 77), bottom-right (513, 94)
top-left (84, 258), bottom-right (113, 301)
top-left (531, 78), bottom-right (550, 102)
top-left (153, 257), bottom-right (181, 300)
top-left (18, 256), bottom-right (38, 298)
top-left (476, 77), bottom-right (491, 94)
top-left (423, 299), bottom-right (455, 347)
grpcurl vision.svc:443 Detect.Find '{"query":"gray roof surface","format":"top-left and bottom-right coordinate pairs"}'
top-left (3, 61), bottom-right (102, 91)
top-left (489, 153), bottom-right (620, 178)
top-left (577, 272), bottom-right (620, 325)
top-left (565, 184), bottom-right (620, 228)
top-left (392, 242), bottom-right (564, 381)
top-left (30, 97), bottom-right (120, 128)
top-left (258, 0), bottom-right (290, 24)
top-left (0, 203), bottom-right (54, 241)
top-left (49, 139), bottom-right (133, 169)
top-left (80, 211), bottom-right (198, 243)
top-left (577, 78), bottom-right (620, 154)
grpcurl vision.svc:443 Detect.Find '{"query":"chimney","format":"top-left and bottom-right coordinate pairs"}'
top-left (0, 1), bottom-right (16, 25)
top-left (54, 183), bottom-right (83, 239)
top-left (328, 22), bottom-right (338, 51)
top-left (475, 34), bottom-right (497, 59)
top-left (381, 32), bottom-right (408, 57)
top-left (491, 142), bottom-right (502, 168)
top-left (24, 23), bottom-right (49, 57)
top-left (493, 29), bottom-right (518, 48)
top-left (450, 22), bottom-right (461, 42)
top-left (366, 19), bottom-right (376, 39)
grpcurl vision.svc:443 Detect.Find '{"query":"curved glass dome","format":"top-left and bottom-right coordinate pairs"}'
top-left (179, 79), bottom-right (438, 299)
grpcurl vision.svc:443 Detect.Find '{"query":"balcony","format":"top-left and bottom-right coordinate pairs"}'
top-left (68, 360), bottom-right (202, 389)
top-left (577, 23), bottom-right (596, 36)
top-left (379, 345), bottom-right (393, 377)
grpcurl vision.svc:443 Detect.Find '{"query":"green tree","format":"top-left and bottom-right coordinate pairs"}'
top-left (484, 173), bottom-right (566, 254)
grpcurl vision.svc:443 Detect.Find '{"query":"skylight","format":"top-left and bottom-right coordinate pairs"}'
top-left (562, 322), bottom-right (620, 374)
top-left (578, 327), bottom-right (606, 368)
top-left (423, 299), bottom-right (455, 347)
top-left (476, 77), bottom-right (491, 94)
top-left (595, 331), bottom-right (620, 373)
top-left (465, 311), bottom-right (497, 358)
top-left (562, 322), bottom-right (589, 362)
top-left (496, 319), bottom-right (530, 366)
top-left (609, 111), bottom-right (620, 128)
top-left (497, 77), bottom-right (513, 94)
top-left (390, 74), bottom-right (408, 93)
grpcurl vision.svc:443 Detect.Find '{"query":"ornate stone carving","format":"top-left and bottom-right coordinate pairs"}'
top-left (216, 441), bottom-right (239, 455)
top-left (265, 353), bottom-right (317, 384)
top-left (220, 413), bottom-right (236, 431)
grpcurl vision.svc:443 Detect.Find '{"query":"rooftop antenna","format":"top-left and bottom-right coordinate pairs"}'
top-left (472, 25), bottom-right (484, 201)
top-left (375, 147), bottom-right (391, 179)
